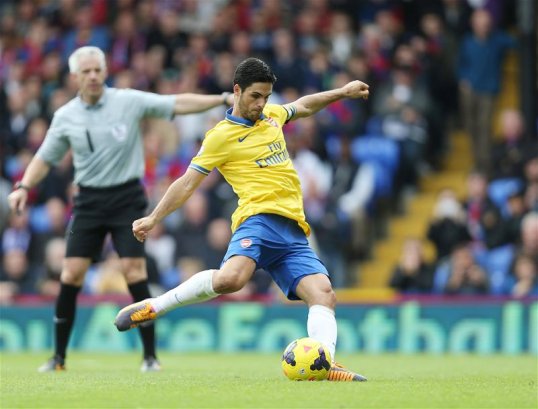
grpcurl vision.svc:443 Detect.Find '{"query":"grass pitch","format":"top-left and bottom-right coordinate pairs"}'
top-left (0, 352), bottom-right (536, 408)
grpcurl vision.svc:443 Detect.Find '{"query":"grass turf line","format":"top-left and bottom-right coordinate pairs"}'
top-left (0, 353), bottom-right (536, 408)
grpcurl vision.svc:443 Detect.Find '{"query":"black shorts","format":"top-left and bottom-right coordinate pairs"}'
top-left (65, 179), bottom-right (148, 260)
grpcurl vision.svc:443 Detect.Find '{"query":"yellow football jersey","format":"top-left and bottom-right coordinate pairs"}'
top-left (189, 103), bottom-right (310, 235)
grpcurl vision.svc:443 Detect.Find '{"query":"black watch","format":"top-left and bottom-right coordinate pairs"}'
top-left (14, 181), bottom-right (30, 191)
top-left (221, 92), bottom-right (231, 105)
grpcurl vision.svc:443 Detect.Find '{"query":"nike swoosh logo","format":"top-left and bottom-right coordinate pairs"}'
top-left (238, 134), bottom-right (250, 142)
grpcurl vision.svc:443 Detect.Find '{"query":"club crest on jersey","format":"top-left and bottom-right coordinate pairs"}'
top-left (265, 116), bottom-right (278, 127)
top-left (111, 123), bottom-right (127, 142)
top-left (240, 239), bottom-right (252, 248)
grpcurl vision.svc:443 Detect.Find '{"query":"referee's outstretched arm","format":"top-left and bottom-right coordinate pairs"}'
top-left (174, 92), bottom-right (233, 115)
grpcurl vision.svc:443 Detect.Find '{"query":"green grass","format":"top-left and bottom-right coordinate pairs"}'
top-left (0, 353), bottom-right (536, 408)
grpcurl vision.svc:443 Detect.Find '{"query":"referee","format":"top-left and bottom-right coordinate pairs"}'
top-left (7, 46), bottom-right (233, 372)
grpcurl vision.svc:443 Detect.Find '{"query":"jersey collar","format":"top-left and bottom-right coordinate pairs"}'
top-left (78, 86), bottom-right (108, 110)
top-left (225, 107), bottom-right (265, 127)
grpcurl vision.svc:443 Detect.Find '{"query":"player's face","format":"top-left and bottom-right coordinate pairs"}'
top-left (237, 82), bottom-right (272, 122)
top-left (74, 54), bottom-right (107, 104)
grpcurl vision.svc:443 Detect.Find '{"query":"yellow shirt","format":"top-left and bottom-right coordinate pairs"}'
top-left (189, 103), bottom-right (310, 235)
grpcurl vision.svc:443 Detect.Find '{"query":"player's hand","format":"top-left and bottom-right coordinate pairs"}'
top-left (132, 216), bottom-right (157, 242)
top-left (341, 80), bottom-right (369, 100)
top-left (7, 189), bottom-right (28, 215)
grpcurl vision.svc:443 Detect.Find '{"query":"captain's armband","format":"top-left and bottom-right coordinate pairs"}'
top-left (283, 104), bottom-right (297, 123)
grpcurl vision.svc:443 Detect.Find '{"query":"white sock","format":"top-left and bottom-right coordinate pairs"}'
top-left (307, 304), bottom-right (337, 363)
top-left (151, 269), bottom-right (218, 314)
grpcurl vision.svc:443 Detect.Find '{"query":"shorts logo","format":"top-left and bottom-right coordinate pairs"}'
top-left (240, 238), bottom-right (252, 248)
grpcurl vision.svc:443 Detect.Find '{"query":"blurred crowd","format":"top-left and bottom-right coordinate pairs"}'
top-left (1, 0), bottom-right (536, 304)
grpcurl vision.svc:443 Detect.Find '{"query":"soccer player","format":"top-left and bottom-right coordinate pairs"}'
top-left (115, 58), bottom-right (370, 381)
top-left (7, 46), bottom-right (234, 373)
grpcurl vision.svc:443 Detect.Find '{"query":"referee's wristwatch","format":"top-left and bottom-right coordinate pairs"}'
top-left (221, 92), bottom-right (232, 106)
top-left (13, 181), bottom-right (30, 192)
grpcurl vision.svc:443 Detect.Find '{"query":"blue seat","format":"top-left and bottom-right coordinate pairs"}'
top-left (364, 116), bottom-right (384, 135)
top-left (367, 161), bottom-right (393, 199)
top-left (488, 178), bottom-right (524, 216)
top-left (432, 259), bottom-right (451, 294)
top-left (350, 135), bottom-right (399, 173)
top-left (325, 135), bottom-right (342, 162)
top-left (483, 245), bottom-right (515, 295)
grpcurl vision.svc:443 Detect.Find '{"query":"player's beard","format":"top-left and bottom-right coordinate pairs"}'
top-left (242, 107), bottom-right (262, 122)
top-left (238, 99), bottom-right (262, 122)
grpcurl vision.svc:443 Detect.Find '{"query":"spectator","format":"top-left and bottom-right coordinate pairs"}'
top-left (270, 28), bottom-right (307, 93)
top-left (35, 237), bottom-right (65, 298)
top-left (523, 157), bottom-right (538, 212)
top-left (173, 190), bottom-right (211, 268)
top-left (503, 190), bottom-right (528, 244)
top-left (373, 58), bottom-right (431, 189)
top-left (2, 209), bottom-right (32, 255)
top-left (443, 244), bottom-right (489, 295)
top-left (61, 4), bottom-right (110, 62)
top-left (516, 212), bottom-right (538, 266)
top-left (463, 171), bottom-right (505, 250)
top-left (28, 197), bottom-right (68, 250)
top-left (145, 221), bottom-right (176, 275)
top-left (458, 8), bottom-right (515, 175)
top-left (505, 253), bottom-right (538, 298)
top-left (330, 136), bottom-right (375, 262)
top-left (389, 238), bottom-right (434, 294)
top-left (108, 10), bottom-right (146, 75)
top-left (427, 188), bottom-right (471, 261)
top-left (0, 248), bottom-right (39, 298)
top-left (203, 218), bottom-right (232, 269)
top-left (491, 109), bottom-right (532, 181)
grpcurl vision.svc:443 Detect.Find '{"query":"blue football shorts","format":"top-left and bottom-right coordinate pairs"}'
top-left (222, 213), bottom-right (329, 300)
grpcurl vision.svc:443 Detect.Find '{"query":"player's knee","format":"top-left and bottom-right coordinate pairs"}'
top-left (60, 259), bottom-right (89, 287)
top-left (213, 269), bottom-right (248, 294)
top-left (118, 257), bottom-right (147, 283)
top-left (318, 286), bottom-right (337, 310)
top-left (308, 281), bottom-right (336, 309)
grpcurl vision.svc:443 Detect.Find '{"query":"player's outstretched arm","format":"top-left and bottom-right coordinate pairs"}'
top-left (285, 80), bottom-right (369, 121)
top-left (173, 92), bottom-right (233, 115)
top-left (132, 168), bottom-right (206, 242)
top-left (7, 157), bottom-right (51, 214)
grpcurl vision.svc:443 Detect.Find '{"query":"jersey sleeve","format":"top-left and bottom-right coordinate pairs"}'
top-left (189, 128), bottom-right (230, 175)
top-left (281, 104), bottom-right (297, 123)
top-left (266, 103), bottom-right (296, 125)
top-left (126, 89), bottom-right (176, 120)
top-left (35, 114), bottom-right (70, 166)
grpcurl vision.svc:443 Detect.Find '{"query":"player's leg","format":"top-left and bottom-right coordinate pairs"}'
top-left (114, 255), bottom-right (256, 331)
top-left (112, 215), bottom-right (160, 371)
top-left (119, 256), bottom-right (160, 371)
top-left (107, 180), bottom-right (162, 369)
top-left (295, 274), bottom-right (337, 358)
top-left (39, 213), bottom-right (105, 372)
top-left (38, 257), bottom-right (91, 372)
top-left (295, 274), bottom-right (367, 382)
top-left (115, 213), bottom-right (265, 331)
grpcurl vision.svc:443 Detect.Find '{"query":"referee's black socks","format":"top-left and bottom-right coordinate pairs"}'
top-left (128, 280), bottom-right (156, 359)
top-left (54, 282), bottom-right (81, 359)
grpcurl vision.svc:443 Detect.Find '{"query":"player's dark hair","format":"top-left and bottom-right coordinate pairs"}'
top-left (233, 58), bottom-right (277, 91)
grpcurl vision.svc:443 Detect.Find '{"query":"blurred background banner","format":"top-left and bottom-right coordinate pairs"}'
top-left (1, 300), bottom-right (536, 354)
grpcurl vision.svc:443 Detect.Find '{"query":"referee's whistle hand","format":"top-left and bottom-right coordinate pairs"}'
top-left (7, 189), bottom-right (28, 215)
top-left (132, 217), bottom-right (155, 242)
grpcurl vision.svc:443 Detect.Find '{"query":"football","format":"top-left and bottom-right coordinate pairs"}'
top-left (281, 337), bottom-right (332, 381)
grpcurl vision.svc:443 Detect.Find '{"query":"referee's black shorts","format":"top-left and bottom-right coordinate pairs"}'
top-left (65, 179), bottom-right (148, 260)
